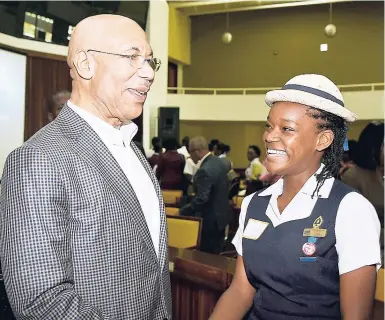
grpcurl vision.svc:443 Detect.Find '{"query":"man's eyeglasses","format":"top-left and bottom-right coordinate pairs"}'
top-left (87, 49), bottom-right (161, 72)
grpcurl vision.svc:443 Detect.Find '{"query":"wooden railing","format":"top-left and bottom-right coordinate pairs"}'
top-left (168, 83), bottom-right (384, 95)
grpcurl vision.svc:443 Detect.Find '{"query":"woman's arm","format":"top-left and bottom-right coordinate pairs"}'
top-left (210, 256), bottom-right (256, 320)
top-left (335, 192), bottom-right (381, 319)
top-left (340, 265), bottom-right (377, 320)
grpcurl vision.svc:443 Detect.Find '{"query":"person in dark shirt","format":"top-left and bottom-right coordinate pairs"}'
top-left (156, 138), bottom-right (185, 190)
top-left (148, 137), bottom-right (162, 171)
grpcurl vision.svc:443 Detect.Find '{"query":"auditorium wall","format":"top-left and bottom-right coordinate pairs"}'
top-left (183, 1), bottom-right (384, 88)
top-left (180, 120), bottom-right (375, 168)
top-left (168, 3), bottom-right (191, 65)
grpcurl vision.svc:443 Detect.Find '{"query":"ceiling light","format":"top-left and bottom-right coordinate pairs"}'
top-left (320, 44), bottom-right (328, 52)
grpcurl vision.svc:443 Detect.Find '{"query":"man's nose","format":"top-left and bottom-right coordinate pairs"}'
top-left (138, 60), bottom-right (155, 81)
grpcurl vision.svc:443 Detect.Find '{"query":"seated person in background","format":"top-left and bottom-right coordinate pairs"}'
top-left (156, 138), bottom-right (185, 190)
top-left (244, 145), bottom-right (267, 195)
top-left (47, 90), bottom-right (70, 122)
top-left (180, 136), bottom-right (230, 254)
top-left (338, 139), bottom-right (357, 177)
top-left (210, 73), bottom-right (381, 320)
top-left (148, 137), bottom-right (162, 172)
top-left (341, 122), bottom-right (384, 226)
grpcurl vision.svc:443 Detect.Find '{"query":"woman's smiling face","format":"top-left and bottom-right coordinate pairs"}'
top-left (263, 101), bottom-right (333, 177)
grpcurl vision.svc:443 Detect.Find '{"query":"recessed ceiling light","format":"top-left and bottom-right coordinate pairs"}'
top-left (320, 43), bottom-right (328, 52)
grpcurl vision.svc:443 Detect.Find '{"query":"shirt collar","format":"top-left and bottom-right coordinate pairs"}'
top-left (67, 100), bottom-right (137, 147)
top-left (258, 163), bottom-right (335, 198)
top-left (251, 157), bottom-right (261, 165)
top-left (197, 152), bottom-right (211, 168)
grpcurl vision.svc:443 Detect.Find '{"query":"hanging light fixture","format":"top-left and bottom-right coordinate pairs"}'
top-left (324, 3), bottom-right (337, 37)
top-left (221, 12), bottom-right (232, 44)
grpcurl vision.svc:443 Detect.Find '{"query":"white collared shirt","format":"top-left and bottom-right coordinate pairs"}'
top-left (68, 101), bottom-right (160, 256)
top-left (177, 146), bottom-right (190, 159)
top-left (197, 152), bottom-right (211, 169)
top-left (245, 157), bottom-right (267, 181)
top-left (233, 164), bottom-right (382, 274)
top-left (184, 157), bottom-right (198, 177)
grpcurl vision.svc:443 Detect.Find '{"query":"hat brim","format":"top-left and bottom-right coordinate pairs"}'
top-left (265, 89), bottom-right (357, 122)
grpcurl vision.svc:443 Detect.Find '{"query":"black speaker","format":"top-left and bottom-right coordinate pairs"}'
top-left (158, 107), bottom-right (179, 142)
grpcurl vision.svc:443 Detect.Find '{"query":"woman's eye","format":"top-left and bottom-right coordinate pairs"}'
top-left (283, 127), bottom-right (294, 132)
top-left (265, 123), bottom-right (272, 129)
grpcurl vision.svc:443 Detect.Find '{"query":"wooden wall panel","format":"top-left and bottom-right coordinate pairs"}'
top-left (25, 56), bottom-right (71, 140)
top-left (24, 55), bottom-right (143, 143)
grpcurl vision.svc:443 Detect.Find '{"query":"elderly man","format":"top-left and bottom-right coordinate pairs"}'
top-left (0, 15), bottom-right (171, 319)
top-left (180, 137), bottom-right (230, 254)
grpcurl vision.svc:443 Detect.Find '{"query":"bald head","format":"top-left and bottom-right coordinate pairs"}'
top-left (67, 15), bottom-right (146, 69)
top-left (189, 136), bottom-right (210, 163)
top-left (67, 14), bottom-right (156, 127)
top-left (190, 136), bottom-right (209, 151)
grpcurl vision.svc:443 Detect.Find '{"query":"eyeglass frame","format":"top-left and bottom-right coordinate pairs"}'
top-left (86, 49), bottom-right (161, 72)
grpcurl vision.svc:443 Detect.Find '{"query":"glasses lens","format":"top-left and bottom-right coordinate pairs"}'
top-left (153, 58), bottom-right (161, 72)
top-left (130, 56), bottom-right (161, 71)
top-left (130, 55), bottom-right (143, 69)
top-left (147, 58), bottom-right (161, 72)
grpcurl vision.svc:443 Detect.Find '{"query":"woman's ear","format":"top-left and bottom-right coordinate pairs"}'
top-left (316, 130), bottom-right (334, 152)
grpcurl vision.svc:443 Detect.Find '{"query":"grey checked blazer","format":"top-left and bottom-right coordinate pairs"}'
top-left (0, 106), bottom-right (172, 319)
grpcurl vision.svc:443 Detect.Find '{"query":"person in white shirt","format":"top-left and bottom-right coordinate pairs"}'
top-left (1, 14), bottom-right (171, 319)
top-left (177, 136), bottom-right (190, 159)
top-left (211, 74), bottom-right (381, 320)
top-left (244, 145), bottom-right (267, 181)
top-left (177, 136), bottom-right (198, 183)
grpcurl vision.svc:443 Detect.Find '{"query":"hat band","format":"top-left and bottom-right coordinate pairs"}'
top-left (282, 84), bottom-right (344, 108)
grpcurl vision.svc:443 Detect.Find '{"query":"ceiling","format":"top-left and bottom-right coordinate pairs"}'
top-left (170, 0), bottom-right (355, 16)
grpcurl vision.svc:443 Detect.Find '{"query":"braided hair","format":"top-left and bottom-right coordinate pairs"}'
top-left (306, 107), bottom-right (348, 197)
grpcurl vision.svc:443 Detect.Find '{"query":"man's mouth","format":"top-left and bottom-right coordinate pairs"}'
top-left (267, 148), bottom-right (287, 156)
top-left (128, 89), bottom-right (147, 96)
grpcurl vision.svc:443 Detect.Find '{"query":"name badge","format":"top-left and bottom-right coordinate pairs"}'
top-left (303, 228), bottom-right (327, 238)
top-left (243, 219), bottom-right (269, 240)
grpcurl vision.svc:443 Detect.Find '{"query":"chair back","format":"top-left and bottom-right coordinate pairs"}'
top-left (233, 196), bottom-right (244, 209)
top-left (166, 215), bottom-right (202, 249)
top-left (375, 267), bottom-right (384, 302)
top-left (162, 190), bottom-right (183, 206)
top-left (165, 207), bottom-right (179, 216)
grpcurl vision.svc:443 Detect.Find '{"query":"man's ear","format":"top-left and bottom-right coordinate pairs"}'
top-left (316, 130), bottom-right (334, 152)
top-left (72, 50), bottom-right (94, 80)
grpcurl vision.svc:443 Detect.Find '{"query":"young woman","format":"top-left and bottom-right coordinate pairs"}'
top-left (210, 74), bottom-right (381, 320)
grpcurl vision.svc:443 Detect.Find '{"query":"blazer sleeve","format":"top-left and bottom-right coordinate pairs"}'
top-left (0, 147), bottom-right (109, 319)
top-left (180, 168), bottom-right (212, 217)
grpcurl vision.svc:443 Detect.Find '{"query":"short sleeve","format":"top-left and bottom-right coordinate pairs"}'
top-left (335, 192), bottom-right (382, 275)
top-left (231, 194), bottom-right (254, 256)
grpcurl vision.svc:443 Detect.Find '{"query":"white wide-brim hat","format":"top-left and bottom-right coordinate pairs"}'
top-left (265, 74), bottom-right (357, 122)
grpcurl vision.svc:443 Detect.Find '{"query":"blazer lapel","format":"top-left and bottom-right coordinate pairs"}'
top-left (131, 142), bottom-right (168, 269)
top-left (57, 106), bottom-right (159, 265)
